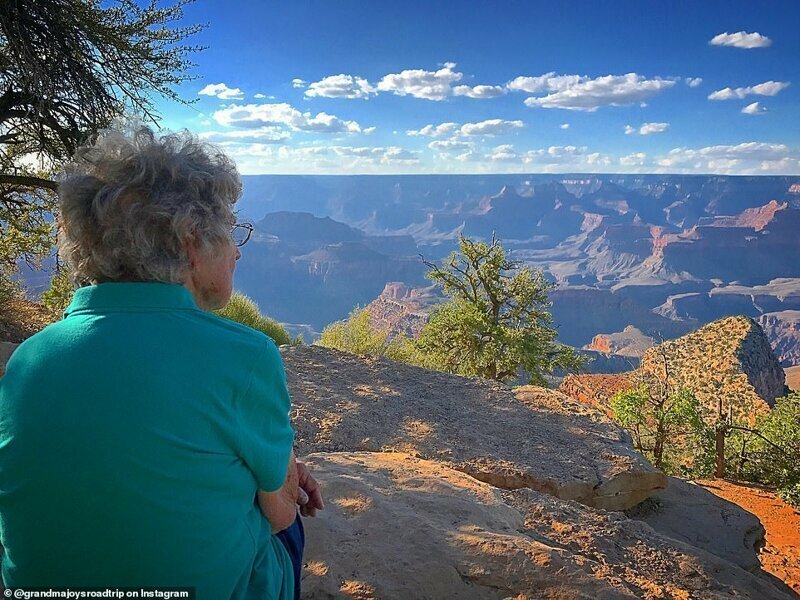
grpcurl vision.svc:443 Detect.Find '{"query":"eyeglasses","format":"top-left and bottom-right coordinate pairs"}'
top-left (231, 222), bottom-right (253, 247)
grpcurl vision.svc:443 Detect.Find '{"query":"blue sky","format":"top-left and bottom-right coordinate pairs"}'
top-left (158, 0), bottom-right (800, 175)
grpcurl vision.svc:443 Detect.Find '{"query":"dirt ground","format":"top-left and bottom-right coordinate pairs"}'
top-left (697, 478), bottom-right (800, 595)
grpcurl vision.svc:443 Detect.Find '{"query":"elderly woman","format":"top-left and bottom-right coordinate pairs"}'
top-left (0, 127), bottom-right (322, 598)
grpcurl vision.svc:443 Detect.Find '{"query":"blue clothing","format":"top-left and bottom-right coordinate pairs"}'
top-left (276, 515), bottom-right (305, 600)
top-left (0, 282), bottom-right (296, 599)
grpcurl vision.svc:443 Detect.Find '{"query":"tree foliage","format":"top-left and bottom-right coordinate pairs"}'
top-left (316, 305), bottom-right (426, 364)
top-left (416, 233), bottom-right (583, 384)
top-left (0, 0), bottom-right (203, 289)
top-left (732, 392), bottom-right (800, 506)
top-left (39, 261), bottom-right (74, 318)
top-left (611, 380), bottom-right (706, 472)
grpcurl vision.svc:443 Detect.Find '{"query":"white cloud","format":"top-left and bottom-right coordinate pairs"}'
top-left (455, 150), bottom-right (480, 162)
top-left (708, 81), bottom-right (789, 100)
top-left (199, 127), bottom-right (289, 143)
top-left (408, 119), bottom-right (523, 137)
top-left (656, 142), bottom-right (799, 174)
top-left (328, 145), bottom-right (418, 164)
top-left (292, 79), bottom-right (307, 88)
top-left (672, 142), bottom-right (791, 161)
top-left (304, 74), bottom-right (376, 99)
top-left (685, 77), bottom-right (703, 88)
top-left (219, 142), bottom-right (421, 174)
top-left (459, 119), bottom-right (524, 136)
top-left (709, 31), bottom-right (772, 49)
top-left (560, 123), bottom-right (570, 129)
top-left (506, 73), bottom-right (586, 93)
top-left (428, 140), bottom-right (474, 153)
top-left (363, 126), bottom-right (377, 135)
top-left (521, 73), bottom-right (677, 111)
top-left (741, 102), bottom-right (767, 115)
top-left (626, 122), bottom-right (669, 135)
top-left (253, 93), bottom-right (266, 99)
top-left (407, 122), bottom-right (460, 137)
top-left (479, 144), bottom-right (619, 172)
top-left (452, 84), bottom-right (506, 99)
top-left (489, 144), bottom-right (518, 162)
top-left (376, 62), bottom-right (462, 100)
top-left (198, 83), bottom-right (244, 100)
top-left (381, 147), bottom-right (419, 163)
top-left (620, 152), bottom-right (647, 167)
top-left (213, 103), bottom-right (363, 134)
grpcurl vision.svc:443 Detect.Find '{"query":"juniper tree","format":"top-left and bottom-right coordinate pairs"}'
top-left (415, 233), bottom-right (583, 385)
top-left (0, 0), bottom-right (203, 293)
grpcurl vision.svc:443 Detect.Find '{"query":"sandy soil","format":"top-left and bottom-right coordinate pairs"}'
top-left (697, 479), bottom-right (800, 596)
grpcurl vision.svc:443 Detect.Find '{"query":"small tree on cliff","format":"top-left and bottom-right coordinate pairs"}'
top-left (415, 233), bottom-right (583, 385)
top-left (610, 347), bottom-right (706, 472)
top-left (611, 380), bottom-right (705, 472)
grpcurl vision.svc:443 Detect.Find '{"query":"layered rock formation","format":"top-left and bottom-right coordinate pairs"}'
top-left (363, 282), bottom-right (439, 339)
top-left (758, 311), bottom-right (800, 367)
top-left (584, 325), bottom-right (656, 357)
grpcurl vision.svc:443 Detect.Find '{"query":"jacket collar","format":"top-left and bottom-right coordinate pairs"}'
top-left (63, 282), bottom-right (199, 317)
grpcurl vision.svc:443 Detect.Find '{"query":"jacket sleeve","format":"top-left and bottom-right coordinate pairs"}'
top-left (234, 338), bottom-right (295, 493)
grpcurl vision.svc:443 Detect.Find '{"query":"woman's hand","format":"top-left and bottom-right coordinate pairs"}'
top-left (257, 451), bottom-right (302, 533)
top-left (295, 460), bottom-right (324, 517)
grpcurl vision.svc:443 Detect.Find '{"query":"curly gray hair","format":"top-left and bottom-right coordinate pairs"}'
top-left (57, 126), bottom-right (242, 287)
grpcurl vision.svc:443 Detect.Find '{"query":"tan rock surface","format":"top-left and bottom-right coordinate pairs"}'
top-left (363, 282), bottom-right (439, 340)
top-left (283, 344), bottom-right (667, 511)
top-left (626, 476), bottom-right (766, 573)
top-left (301, 452), bottom-right (793, 599)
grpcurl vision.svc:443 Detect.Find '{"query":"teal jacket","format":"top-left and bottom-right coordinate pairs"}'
top-left (0, 282), bottom-right (295, 599)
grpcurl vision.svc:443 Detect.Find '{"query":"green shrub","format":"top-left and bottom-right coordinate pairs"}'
top-left (611, 381), bottom-right (706, 472)
top-left (779, 482), bottom-right (800, 507)
top-left (214, 292), bottom-right (292, 346)
top-left (316, 306), bottom-right (426, 366)
top-left (317, 306), bottom-right (388, 356)
top-left (41, 268), bottom-right (75, 318)
top-left (740, 392), bottom-right (800, 506)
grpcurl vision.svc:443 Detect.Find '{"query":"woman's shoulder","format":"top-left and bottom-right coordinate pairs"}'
top-left (188, 310), bottom-right (281, 355)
